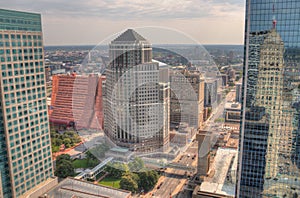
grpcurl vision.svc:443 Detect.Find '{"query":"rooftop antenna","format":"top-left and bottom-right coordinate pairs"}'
top-left (272, 0), bottom-right (277, 29)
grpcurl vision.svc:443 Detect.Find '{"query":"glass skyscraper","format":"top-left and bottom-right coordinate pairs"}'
top-left (0, 9), bottom-right (53, 197)
top-left (237, 1), bottom-right (300, 197)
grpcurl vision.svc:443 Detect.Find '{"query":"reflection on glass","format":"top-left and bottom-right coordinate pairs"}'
top-left (238, 1), bottom-right (300, 197)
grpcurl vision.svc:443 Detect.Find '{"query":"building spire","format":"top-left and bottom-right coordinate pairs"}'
top-left (273, 19), bottom-right (277, 29)
top-left (272, 0), bottom-right (277, 29)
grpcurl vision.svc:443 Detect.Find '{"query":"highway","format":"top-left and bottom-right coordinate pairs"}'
top-left (149, 140), bottom-right (199, 198)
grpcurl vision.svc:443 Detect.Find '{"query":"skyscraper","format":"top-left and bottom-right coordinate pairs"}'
top-left (237, 1), bottom-right (300, 197)
top-left (0, 9), bottom-right (54, 197)
top-left (170, 69), bottom-right (204, 128)
top-left (104, 29), bottom-right (168, 152)
top-left (235, 83), bottom-right (242, 103)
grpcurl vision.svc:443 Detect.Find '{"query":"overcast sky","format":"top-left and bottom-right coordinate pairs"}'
top-left (2, 0), bottom-right (245, 46)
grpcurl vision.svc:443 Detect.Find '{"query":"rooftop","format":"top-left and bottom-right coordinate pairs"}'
top-left (45, 177), bottom-right (131, 198)
top-left (113, 29), bottom-right (147, 42)
top-left (225, 102), bottom-right (241, 110)
top-left (110, 147), bottom-right (129, 153)
top-left (199, 148), bottom-right (237, 197)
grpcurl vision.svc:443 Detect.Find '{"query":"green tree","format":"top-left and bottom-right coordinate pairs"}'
top-left (54, 160), bottom-right (75, 178)
top-left (207, 107), bottom-right (212, 117)
top-left (85, 150), bottom-right (99, 167)
top-left (63, 138), bottom-right (72, 148)
top-left (129, 157), bottom-right (145, 172)
top-left (55, 154), bottom-right (74, 178)
top-left (120, 174), bottom-right (138, 192)
top-left (52, 145), bottom-right (59, 153)
top-left (228, 82), bottom-right (235, 87)
top-left (105, 162), bottom-right (127, 178)
top-left (51, 138), bottom-right (63, 147)
top-left (56, 154), bottom-right (72, 162)
top-left (137, 170), bottom-right (159, 192)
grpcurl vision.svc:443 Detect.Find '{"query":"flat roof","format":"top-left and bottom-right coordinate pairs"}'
top-left (45, 178), bottom-right (131, 198)
top-left (225, 102), bottom-right (241, 110)
top-left (200, 148), bottom-right (237, 197)
top-left (110, 147), bottom-right (129, 153)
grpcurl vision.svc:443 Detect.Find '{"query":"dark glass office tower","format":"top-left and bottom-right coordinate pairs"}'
top-left (237, 1), bottom-right (300, 197)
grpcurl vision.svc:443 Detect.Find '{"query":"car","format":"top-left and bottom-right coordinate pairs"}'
top-left (157, 182), bottom-right (163, 189)
top-left (187, 154), bottom-right (190, 157)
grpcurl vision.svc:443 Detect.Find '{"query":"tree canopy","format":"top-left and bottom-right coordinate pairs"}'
top-left (55, 154), bottom-right (75, 178)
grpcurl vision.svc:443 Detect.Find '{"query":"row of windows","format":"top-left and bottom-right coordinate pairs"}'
top-left (1, 61), bottom-right (44, 70)
top-left (0, 47), bottom-right (42, 54)
top-left (0, 34), bottom-right (42, 40)
top-left (0, 41), bottom-right (42, 47)
top-left (0, 54), bottom-right (43, 62)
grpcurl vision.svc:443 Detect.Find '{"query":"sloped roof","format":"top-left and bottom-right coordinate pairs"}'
top-left (113, 29), bottom-right (147, 42)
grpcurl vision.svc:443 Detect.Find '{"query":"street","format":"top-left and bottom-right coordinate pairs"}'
top-left (142, 88), bottom-right (235, 198)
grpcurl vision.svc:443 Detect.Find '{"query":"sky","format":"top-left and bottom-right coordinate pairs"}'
top-left (2, 0), bottom-right (245, 46)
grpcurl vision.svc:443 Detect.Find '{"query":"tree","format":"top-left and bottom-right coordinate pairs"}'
top-left (52, 145), bottom-right (59, 153)
top-left (129, 157), bottom-right (144, 172)
top-left (207, 107), bottom-right (212, 117)
top-left (56, 154), bottom-right (71, 162)
top-left (120, 174), bottom-right (138, 192)
top-left (55, 154), bottom-right (74, 178)
top-left (105, 162), bottom-right (128, 178)
top-left (54, 160), bottom-right (75, 178)
top-left (137, 170), bottom-right (159, 192)
top-left (85, 150), bottom-right (99, 167)
top-left (63, 138), bottom-right (72, 148)
top-left (228, 82), bottom-right (235, 87)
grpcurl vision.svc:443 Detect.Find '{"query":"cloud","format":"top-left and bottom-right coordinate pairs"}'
top-left (1, 0), bottom-right (245, 45)
top-left (3, 0), bottom-right (244, 20)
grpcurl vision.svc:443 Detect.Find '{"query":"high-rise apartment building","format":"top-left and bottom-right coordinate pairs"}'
top-left (104, 29), bottom-right (168, 152)
top-left (0, 9), bottom-right (54, 197)
top-left (237, 1), bottom-right (300, 197)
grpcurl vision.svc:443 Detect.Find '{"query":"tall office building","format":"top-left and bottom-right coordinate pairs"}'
top-left (0, 9), bottom-right (54, 197)
top-left (237, 1), bottom-right (300, 197)
top-left (104, 29), bottom-right (168, 152)
top-left (235, 83), bottom-right (242, 103)
top-left (170, 69), bottom-right (204, 129)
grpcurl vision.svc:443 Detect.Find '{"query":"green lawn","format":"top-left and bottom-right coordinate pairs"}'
top-left (72, 159), bottom-right (90, 169)
top-left (99, 177), bottom-right (121, 189)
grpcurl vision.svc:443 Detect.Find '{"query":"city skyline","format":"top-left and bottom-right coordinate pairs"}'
top-left (2, 0), bottom-right (245, 46)
top-left (0, 3), bottom-right (272, 198)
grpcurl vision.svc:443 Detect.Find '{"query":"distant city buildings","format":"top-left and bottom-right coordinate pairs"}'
top-left (237, 1), bottom-right (300, 197)
top-left (204, 78), bottom-right (218, 108)
top-left (224, 102), bottom-right (241, 123)
top-left (235, 83), bottom-right (242, 103)
top-left (170, 69), bottom-right (205, 129)
top-left (218, 74), bottom-right (228, 87)
top-left (0, 9), bottom-right (55, 197)
top-left (227, 67), bottom-right (236, 82)
top-left (104, 29), bottom-right (168, 152)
